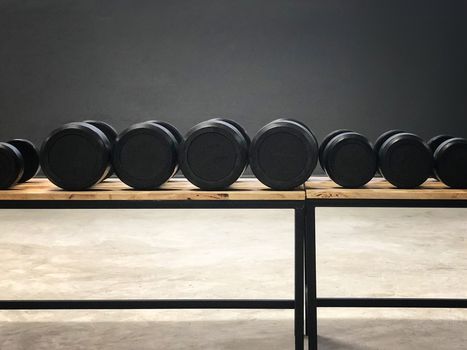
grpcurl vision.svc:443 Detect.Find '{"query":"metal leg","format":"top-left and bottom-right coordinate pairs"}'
top-left (304, 217), bottom-right (308, 336)
top-left (295, 208), bottom-right (305, 350)
top-left (305, 267), bottom-right (308, 336)
top-left (305, 204), bottom-right (317, 350)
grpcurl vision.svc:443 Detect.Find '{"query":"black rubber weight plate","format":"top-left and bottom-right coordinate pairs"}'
top-left (274, 118), bottom-right (312, 133)
top-left (427, 135), bottom-right (454, 154)
top-left (186, 132), bottom-right (238, 182)
top-left (144, 121), bottom-right (182, 175)
top-left (146, 120), bottom-right (183, 145)
top-left (379, 134), bottom-right (433, 188)
top-left (374, 129), bottom-right (405, 155)
top-left (319, 129), bottom-right (352, 168)
top-left (179, 120), bottom-right (248, 190)
top-left (41, 123), bottom-right (111, 190)
top-left (112, 123), bottom-right (177, 189)
top-left (84, 121), bottom-right (117, 179)
top-left (84, 120), bottom-right (118, 144)
top-left (250, 124), bottom-right (318, 190)
top-left (210, 118), bottom-right (250, 145)
top-left (434, 138), bottom-right (467, 188)
top-left (7, 139), bottom-right (39, 182)
top-left (274, 119), bottom-right (318, 151)
top-left (0, 143), bottom-right (24, 189)
top-left (324, 133), bottom-right (377, 188)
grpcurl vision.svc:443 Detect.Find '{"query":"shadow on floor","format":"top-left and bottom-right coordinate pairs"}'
top-left (0, 317), bottom-right (466, 350)
top-left (0, 319), bottom-right (293, 350)
top-left (315, 317), bottom-right (467, 350)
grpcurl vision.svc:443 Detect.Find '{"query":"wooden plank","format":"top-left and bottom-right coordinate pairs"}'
top-left (306, 177), bottom-right (467, 200)
top-left (0, 178), bottom-right (304, 201)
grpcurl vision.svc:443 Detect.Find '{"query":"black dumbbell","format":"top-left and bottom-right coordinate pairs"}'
top-left (319, 129), bottom-right (352, 168)
top-left (319, 131), bottom-right (377, 188)
top-left (249, 119), bottom-right (318, 190)
top-left (112, 121), bottom-right (181, 189)
top-left (7, 139), bottom-right (40, 183)
top-left (83, 120), bottom-right (118, 179)
top-left (41, 122), bottom-right (112, 190)
top-left (374, 129), bottom-right (406, 176)
top-left (179, 118), bottom-right (249, 190)
top-left (434, 137), bottom-right (467, 188)
top-left (427, 135), bottom-right (454, 179)
top-left (0, 139), bottom-right (40, 189)
top-left (428, 135), bottom-right (454, 154)
top-left (374, 130), bottom-right (406, 157)
top-left (211, 118), bottom-right (251, 147)
top-left (378, 132), bottom-right (433, 188)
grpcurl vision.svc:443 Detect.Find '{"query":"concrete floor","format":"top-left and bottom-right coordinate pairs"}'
top-left (0, 208), bottom-right (466, 349)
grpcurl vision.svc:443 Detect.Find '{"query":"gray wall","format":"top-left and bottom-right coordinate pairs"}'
top-left (1, 0), bottom-right (466, 157)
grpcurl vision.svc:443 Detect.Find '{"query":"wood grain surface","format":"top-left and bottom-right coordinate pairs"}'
top-left (306, 177), bottom-right (467, 200)
top-left (1, 177), bottom-right (465, 202)
top-left (0, 178), bottom-right (305, 201)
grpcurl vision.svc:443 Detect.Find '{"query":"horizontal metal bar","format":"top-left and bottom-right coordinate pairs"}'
top-left (0, 299), bottom-right (295, 310)
top-left (307, 199), bottom-right (467, 208)
top-left (0, 200), bottom-right (303, 210)
top-left (317, 298), bottom-right (467, 308)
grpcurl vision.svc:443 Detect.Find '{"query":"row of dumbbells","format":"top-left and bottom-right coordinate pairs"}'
top-left (320, 129), bottom-right (467, 189)
top-left (0, 119), bottom-right (466, 190)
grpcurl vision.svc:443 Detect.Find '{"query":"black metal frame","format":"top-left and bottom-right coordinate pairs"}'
top-left (305, 198), bottom-right (467, 350)
top-left (0, 199), bottom-right (305, 350)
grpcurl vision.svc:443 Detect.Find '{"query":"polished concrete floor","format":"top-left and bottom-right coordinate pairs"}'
top-left (0, 208), bottom-right (466, 349)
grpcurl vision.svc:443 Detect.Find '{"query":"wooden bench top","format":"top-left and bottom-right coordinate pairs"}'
top-left (1, 177), bottom-right (465, 202)
top-left (306, 177), bottom-right (467, 200)
top-left (0, 178), bottom-right (305, 201)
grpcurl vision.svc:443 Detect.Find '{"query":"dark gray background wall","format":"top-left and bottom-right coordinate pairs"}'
top-left (1, 0), bottom-right (466, 150)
